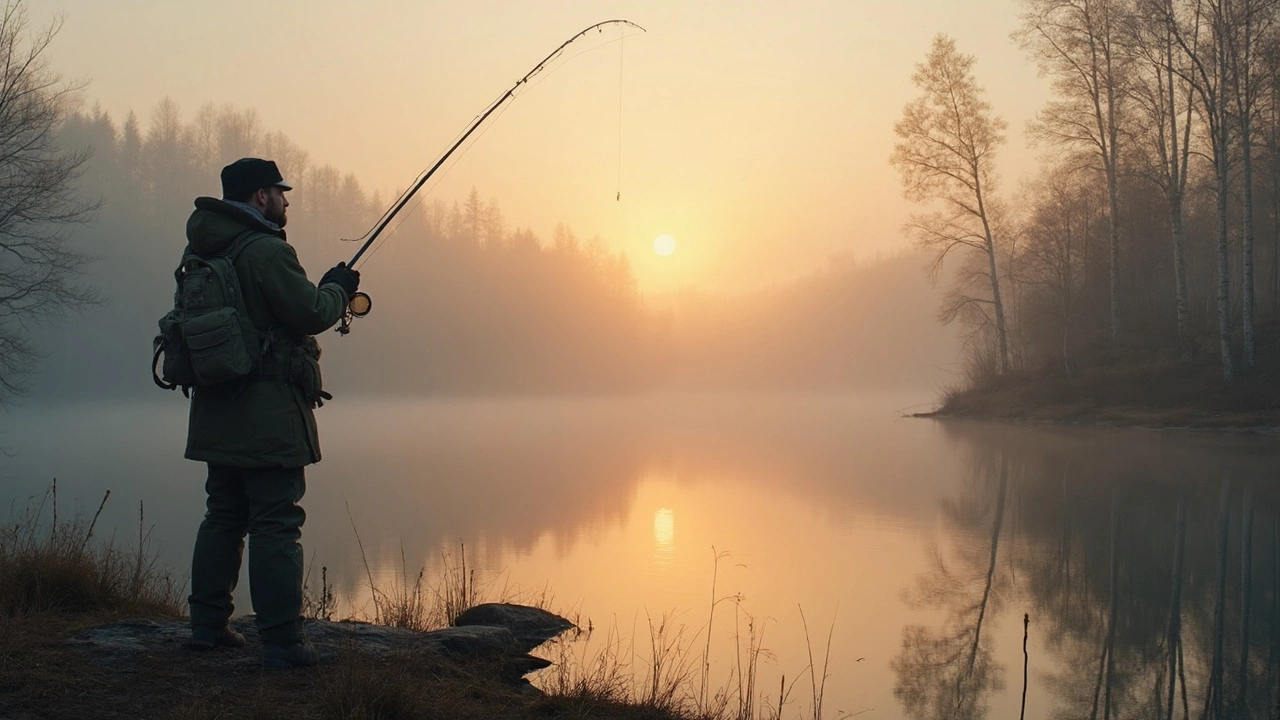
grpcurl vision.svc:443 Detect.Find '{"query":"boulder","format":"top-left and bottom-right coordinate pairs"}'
top-left (453, 602), bottom-right (576, 652)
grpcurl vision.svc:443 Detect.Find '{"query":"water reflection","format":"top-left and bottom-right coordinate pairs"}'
top-left (892, 454), bottom-right (1009, 719)
top-left (653, 506), bottom-right (676, 570)
top-left (2, 399), bottom-right (1278, 719)
top-left (896, 420), bottom-right (1280, 720)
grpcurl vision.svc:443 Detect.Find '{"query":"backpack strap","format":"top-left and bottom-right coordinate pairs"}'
top-left (223, 228), bottom-right (267, 262)
top-left (220, 229), bottom-right (293, 380)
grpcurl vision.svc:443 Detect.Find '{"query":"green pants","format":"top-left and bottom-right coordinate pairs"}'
top-left (189, 464), bottom-right (307, 645)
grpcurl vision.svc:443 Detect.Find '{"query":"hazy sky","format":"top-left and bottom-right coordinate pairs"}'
top-left (36, 0), bottom-right (1048, 293)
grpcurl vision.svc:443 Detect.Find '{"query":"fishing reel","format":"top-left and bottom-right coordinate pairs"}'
top-left (337, 292), bottom-right (372, 335)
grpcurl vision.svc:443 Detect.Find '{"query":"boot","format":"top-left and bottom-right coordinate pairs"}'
top-left (263, 640), bottom-right (320, 669)
top-left (188, 625), bottom-right (246, 651)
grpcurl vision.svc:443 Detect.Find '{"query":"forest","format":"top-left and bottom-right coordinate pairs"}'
top-left (893, 0), bottom-right (1280, 405)
top-left (23, 100), bottom-right (954, 401)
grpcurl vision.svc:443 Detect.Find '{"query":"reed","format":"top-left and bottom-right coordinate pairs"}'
top-left (343, 509), bottom-right (485, 631)
top-left (0, 479), bottom-right (182, 617)
top-left (535, 551), bottom-right (843, 720)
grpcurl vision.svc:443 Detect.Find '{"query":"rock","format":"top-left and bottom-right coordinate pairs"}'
top-left (66, 603), bottom-right (575, 690)
top-left (66, 619), bottom-right (201, 665)
top-left (453, 603), bottom-right (576, 652)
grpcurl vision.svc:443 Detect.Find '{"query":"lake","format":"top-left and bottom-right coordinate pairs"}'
top-left (1, 393), bottom-right (1277, 719)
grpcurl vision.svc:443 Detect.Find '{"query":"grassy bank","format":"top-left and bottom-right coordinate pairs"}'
top-left (1, 485), bottom-right (835, 720)
top-left (929, 339), bottom-right (1280, 429)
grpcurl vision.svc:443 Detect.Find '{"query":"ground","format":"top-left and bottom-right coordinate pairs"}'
top-left (0, 612), bottom-right (685, 720)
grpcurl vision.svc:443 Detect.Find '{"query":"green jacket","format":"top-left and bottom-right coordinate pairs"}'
top-left (183, 197), bottom-right (348, 468)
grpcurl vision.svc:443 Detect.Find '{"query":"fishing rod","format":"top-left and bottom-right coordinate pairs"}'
top-left (337, 19), bottom-right (646, 335)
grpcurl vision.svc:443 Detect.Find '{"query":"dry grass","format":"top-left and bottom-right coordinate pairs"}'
top-left (318, 646), bottom-right (435, 720)
top-left (346, 501), bottom-right (481, 631)
top-left (534, 549), bottom-right (845, 720)
top-left (0, 481), bottom-right (184, 618)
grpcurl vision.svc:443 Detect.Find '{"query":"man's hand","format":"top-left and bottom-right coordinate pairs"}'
top-left (320, 262), bottom-right (360, 299)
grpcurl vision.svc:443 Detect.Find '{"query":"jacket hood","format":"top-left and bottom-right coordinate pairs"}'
top-left (185, 197), bottom-right (285, 255)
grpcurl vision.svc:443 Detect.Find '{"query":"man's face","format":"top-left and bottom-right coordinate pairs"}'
top-left (262, 186), bottom-right (289, 227)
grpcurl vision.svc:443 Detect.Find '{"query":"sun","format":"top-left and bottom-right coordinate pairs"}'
top-left (653, 234), bottom-right (677, 256)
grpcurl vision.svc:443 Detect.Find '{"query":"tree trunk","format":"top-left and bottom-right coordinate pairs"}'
top-left (1103, 490), bottom-right (1119, 720)
top-left (1271, 58), bottom-right (1280, 318)
top-left (1171, 196), bottom-right (1190, 346)
top-left (1107, 169), bottom-right (1121, 344)
top-left (966, 457), bottom-right (1008, 674)
top-left (1165, 501), bottom-right (1185, 720)
top-left (1092, 490), bottom-right (1120, 720)
top-left (1269, 519), bottom-right (1279, 720)
top-left (1063, 312), bottom-right (1073, 377)
top-left (1064, 238), bottom-right (1073, 377)
top-left (977, 181), bottom-right (1010, 374)
top-left (1274, 174), bottom-right (1280, 317)
top-left (1243, 111), bottom-right (1256, 370)
top-left (1205, 478), bottom-right (1231, 720)
top-left (1217, 129), bottom-right (1236, 383)
top-left (1237, 486), bottom-right (1254, 717)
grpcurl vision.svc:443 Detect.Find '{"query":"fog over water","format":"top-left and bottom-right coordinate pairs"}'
top-left (3, 396), bottom-right (1277, 719)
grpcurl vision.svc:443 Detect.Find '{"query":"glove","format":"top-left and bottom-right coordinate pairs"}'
top-left (320, 262), bottom-right (360, 299)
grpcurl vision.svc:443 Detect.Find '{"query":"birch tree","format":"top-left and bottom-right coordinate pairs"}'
top-left (1224, 0), bottom-right (1280, 369)
top-left (1129, 0), bottom-right (1199, 344)
top-left (892, 35), bottom-right (1012, 375)
top-left (1015, 0), bottom-right (1130, 344)
top-left (1164, 0), bottom-right (1237, 381)
top-left (1263, 33), bottom-right (1280, 315)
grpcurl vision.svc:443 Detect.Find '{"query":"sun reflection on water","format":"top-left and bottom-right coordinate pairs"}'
top-left (653, 507), bottom-right (675, 568)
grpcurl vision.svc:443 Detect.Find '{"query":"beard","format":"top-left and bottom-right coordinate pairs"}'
top-left (265, 197), bottom-right (288, 228)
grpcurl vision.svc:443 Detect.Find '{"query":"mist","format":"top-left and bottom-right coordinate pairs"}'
top-left (23, 102), bottom-right (959, 402)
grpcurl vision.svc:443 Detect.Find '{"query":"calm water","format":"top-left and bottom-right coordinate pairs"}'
top-left (2, 394), bottom-right (1278, 719)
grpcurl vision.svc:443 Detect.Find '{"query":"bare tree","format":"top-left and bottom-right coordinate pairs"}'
top-left (1224, 0), bottom-right (1280, 370)
top-left (1263, 33), bottom-right (1280, 317)
top-left (892, 35), bottom-right (1012, 375)
top-left (1165, 0), bottom-right (1238, 381)
top-left (1015, 0), bottom-right (1131, 345)
top-left (1129, 0), bottom-right (1200, 345)
top-left (892, 454), bottom-right (1011, 720)
top-left (1019, 167), bottom-right (1105, 376)
top-left (0, 0), bottom-right (97, 403)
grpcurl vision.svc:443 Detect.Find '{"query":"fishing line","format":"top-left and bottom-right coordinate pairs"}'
top-left (335, 20), bottom-right (646, 333)
top-left (352, 32), bottom-right (639, 269)
top-left (515, 34), bottom-right (638, 96)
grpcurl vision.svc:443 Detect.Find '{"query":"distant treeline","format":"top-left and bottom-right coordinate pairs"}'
top-left (28, 100), bottom-right (954, 399)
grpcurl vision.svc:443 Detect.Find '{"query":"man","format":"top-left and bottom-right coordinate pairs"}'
top-left (184, 157), bottom-right (359, 668)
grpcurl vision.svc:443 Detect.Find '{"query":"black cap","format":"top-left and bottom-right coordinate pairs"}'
top-left (220, 157), bottom-right (293, 199)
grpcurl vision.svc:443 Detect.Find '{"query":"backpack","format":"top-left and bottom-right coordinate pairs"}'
top-left (152, 231), bottom-right (265, 396)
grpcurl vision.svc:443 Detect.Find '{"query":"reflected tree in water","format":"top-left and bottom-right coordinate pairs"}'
top-left (925, 422), bottom-right (1280, 720)
top-left (892, 454), bottom-right (1010, 719)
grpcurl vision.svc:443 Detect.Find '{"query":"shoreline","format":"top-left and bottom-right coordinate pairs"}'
top-left (912, 408), bottom-right (1280, 433)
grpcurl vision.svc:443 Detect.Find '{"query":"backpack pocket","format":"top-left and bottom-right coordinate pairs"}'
top-left (288, 337), bottom-right (327, 408)
top-left (156, 310), bottom-right (196, 388)
top-left (182, 307), bottom-right (254, 385)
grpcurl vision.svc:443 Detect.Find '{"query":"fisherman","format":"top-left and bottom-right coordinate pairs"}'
top-left (183, 157), bottom-right (360, 668)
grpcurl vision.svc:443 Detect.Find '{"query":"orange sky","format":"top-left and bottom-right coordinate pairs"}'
top-left (37, 0), bottom-right (1050, 293)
